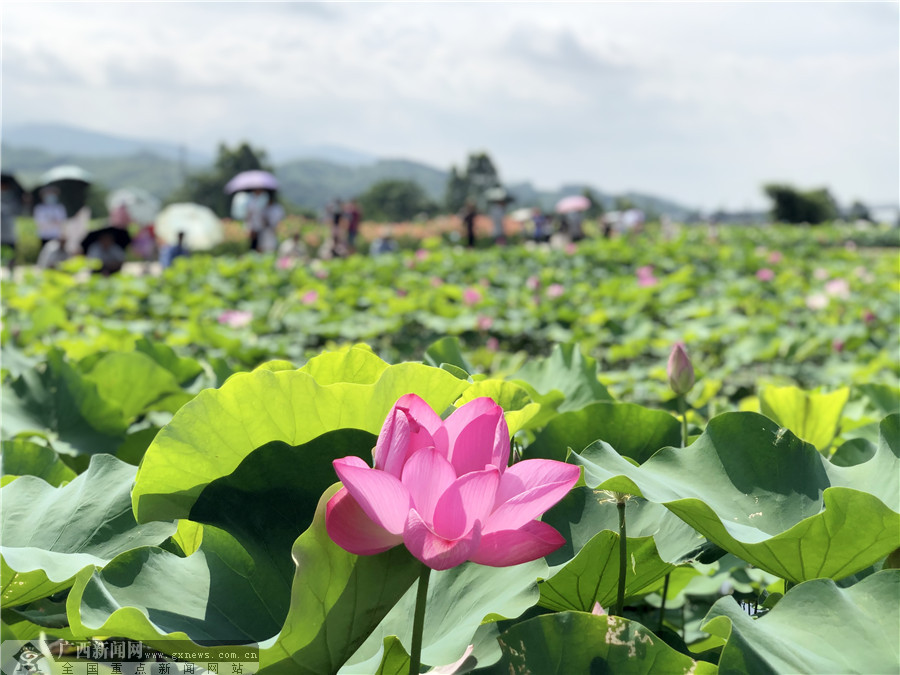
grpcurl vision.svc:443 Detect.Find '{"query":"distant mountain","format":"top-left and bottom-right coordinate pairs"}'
top-left (2, 123), bottom-right (211, 166)
top-left (0, 123), bottom-right (694, 216)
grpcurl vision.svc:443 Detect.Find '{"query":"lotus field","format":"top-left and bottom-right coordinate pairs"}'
top-left (1, 223), bottom-right (898, 674)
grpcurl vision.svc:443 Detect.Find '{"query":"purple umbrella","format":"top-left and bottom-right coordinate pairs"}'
top-left (555, 195), bottom-right (592, 214)
top-left (224, 170), bottom-right (279, 194)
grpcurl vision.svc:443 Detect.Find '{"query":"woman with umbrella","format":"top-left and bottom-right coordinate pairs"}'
top-left (224, 171), bottom-right (284, 253)
top-left (82, 226), bottom-right (131, 276)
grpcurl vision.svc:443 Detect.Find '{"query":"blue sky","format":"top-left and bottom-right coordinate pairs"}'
top-left (3, 2), bottom-right (898, 210)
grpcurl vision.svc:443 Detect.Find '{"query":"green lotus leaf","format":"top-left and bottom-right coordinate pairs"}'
top-left (134, 338), bottom-right (204, 385)
top-left (574, 412), bottom-right (900, 582)
top-left (496, 611), bottom-right (716, 674)
top-left (373, 637), bottom-right (410, 675)
top-left (1, 350), bottom-right (128, 456)
top-left (299, 346), bottom-right (388, 385)
top-left (259, 485), bottom-right (421, 674)
top-left (759, 385), bottom-right (849, 452)
top-left (526, 402), bottom-right (681, 463)
top-left (67, 526), bottom-right (280, 646)
top-left (344, 557), bottom-right (546, 673)
top-left (456, 379), bottom-right (540, 435)
top-left (424, 336), bottom-right (474, 374)
top-left (133, 357), bottom-right (469, 523)
top-left (702, 570), bottom-right (900, 674)
top-left (511, 343), bottom-right (613, 413)
top-left (1, 454), bottom-right (176, 606)
top-left (81, 351), bottom-right (184, 421)
top-left (0, 439), bottom-right (76, 487)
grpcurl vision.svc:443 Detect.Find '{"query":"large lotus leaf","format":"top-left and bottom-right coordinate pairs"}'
top-left (574, 412), bottom-right (900, 582)
top-left (66, 527), bottom-right (280, 646)
top-left (1, 350), bottom-right (127, 456)
top-left (526, 402), bottom-right (681, 463)
top-left (344, 558), bottom-right (546, 673)
top-left (511, 343), bottom-right (612, 412)
top-left (1, 454), bottom-right (176, 606)
top-left (455, 379), bottom-right (540, 435)
top-left (759, 385), bottom-right (849, 452)
top-left (133, 359), bottom-right (469, 523)
top-left (495, 612), bottom-right (716, 675)
top-left (544, 487), bottom-right (710, 568)
top-left (189, 429), bottom-right (378, 602)
top-left (0, 439), bottom-right (76, 487)
top-left (259, 485), bottom-right (421, 674)
top-left (703, 570), bottom-right (900, 675)
top-left (298, 346), bottom-right (388, 385)
top-left (81, 351), bottom-right (185, 420)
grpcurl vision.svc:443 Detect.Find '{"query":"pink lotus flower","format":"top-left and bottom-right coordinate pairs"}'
top-left (756, 268), bottom-right (775, 282)
top-left (463, 288), bottom-right (483, 306)
top-left (486, 337), bottom-right (500, 352)
top-left (397, 289), bottom-right (409, 298)
top-left (863, 309), bottom-right (876, 324)
top-left (526, 276), bottom-right (540, 291)
top-left (547, 283), bottom-right (565, 299)
top-left (217, 309), bottom-right (253, 328)
top-left (416, 249), bottom-right (430, 261)
top-left (636, 266), bottom-right (658, 287)
top-left (301, 290), bottom-right (319, 305)
top-left (277, 256), bottom-right (295, 270)
top-left (637, 276), bottom-right (658, 288)
top-left (431, 276), bottom-right (444, 288)
top-left (314, 268), bottom-right (328, 280)
top-left (477, 315), bottom-right (494, 331)
top-left (565, 243), bottom-right (577, 255)
top-left (813, 268), bottom-right (829, 281)
top-left (824, 278), bottom-right (850, 299)
top-left (767, 251), bottom-right (783, 264)
top-left (326, 395), bottom-right (580, 570)
top-left (832, 339), bottom-right (845, 353)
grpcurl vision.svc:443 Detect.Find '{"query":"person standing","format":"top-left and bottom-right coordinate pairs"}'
top-left (160, 231), bottom-right (190, 269)
top-left (34, 186), bottom-right (67, 248)
top-left (1, 177), bottom-right (23, 271)
top-left (244, 188), bottom-right (270, 252)
top-left (461, 200), bottom-right (477, 248)
top-left (489, 200), bottom-right (506, 243)
top-left (345, 199), bottom-right (362, 253)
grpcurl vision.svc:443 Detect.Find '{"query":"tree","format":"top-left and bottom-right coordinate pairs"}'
top-left (763, 183), bottom-right (839, 225)
top-left (444, 152), bottom-right (503, 212)
top-left (581, 187), bottom-right (604, 219)
top-left (169, 142), bottom-right (272, 216)
top-left (846, 200), bottom-right (871, 221)
top-left (358, 179), bottom-right (435, 222)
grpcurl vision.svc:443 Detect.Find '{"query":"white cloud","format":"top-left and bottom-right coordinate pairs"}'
top-left (2, 2), bottom-right (896, 209)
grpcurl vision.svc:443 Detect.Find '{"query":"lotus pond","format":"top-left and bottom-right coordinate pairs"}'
top-left (1, 223), bottom-right (898, 674)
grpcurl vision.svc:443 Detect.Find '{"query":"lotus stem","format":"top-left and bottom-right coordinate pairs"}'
top-left (615, 498), bottom-right (627, 617)
top-left (409, 564), bottom-right (431, 675)
top-left (678, 394), bottom-right (689, 448)
top-left (658, 572), bottom-right (670, 632)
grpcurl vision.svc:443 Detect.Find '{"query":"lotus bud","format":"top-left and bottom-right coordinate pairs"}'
top-left (667, 343), bottom-right (695, 396)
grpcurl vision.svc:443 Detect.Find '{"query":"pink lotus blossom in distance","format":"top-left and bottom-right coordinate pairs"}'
top-left (547, 283), bottom-right (565, 299)
top-left (431, 277), bottom-right (444, 288)
top-left (463, 288), bottom-right (483, 306)
top-left (862, 309), bottom-right (876, 325)
top-left (416, 249), bottom-right (430, 261)
top-left (217, 309), bottom-right (253, 328)
top-left (565, 243), bottom-right (577, 255)
top-left (313, 268), bottom-right (328, 280)
top-left (526, 276), bottom-right (541, 291)
top-left (477, 315), bottom-right (494, 331)
top-left (326, 394), bottom-right (581, 570)
top-left (636, 266), bottom-right (658, 287)
top-left (813, 268), bottom-right (829, 281)
top-left (301, 290), bottom-right (319, 305)
top-left (824, 278), bottom-right (850, 299)
top-left (397, 288), bottom-right (409, 298)
top-left (486, 337), bottom-right (500, 352)
top-left (767, 251), bottom-right (783, 264)
top-left (277, 256), bottom-right (295, 270)
top-left (756, 268), bottom-right (775, 282)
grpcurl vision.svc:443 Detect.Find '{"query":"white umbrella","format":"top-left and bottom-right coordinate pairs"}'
top-left (156, 203), bottom-right (224, 250)
top-left (38, 165), bottom-right (93, 186)
top-left (106, 187), bottom-right (161, 225)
